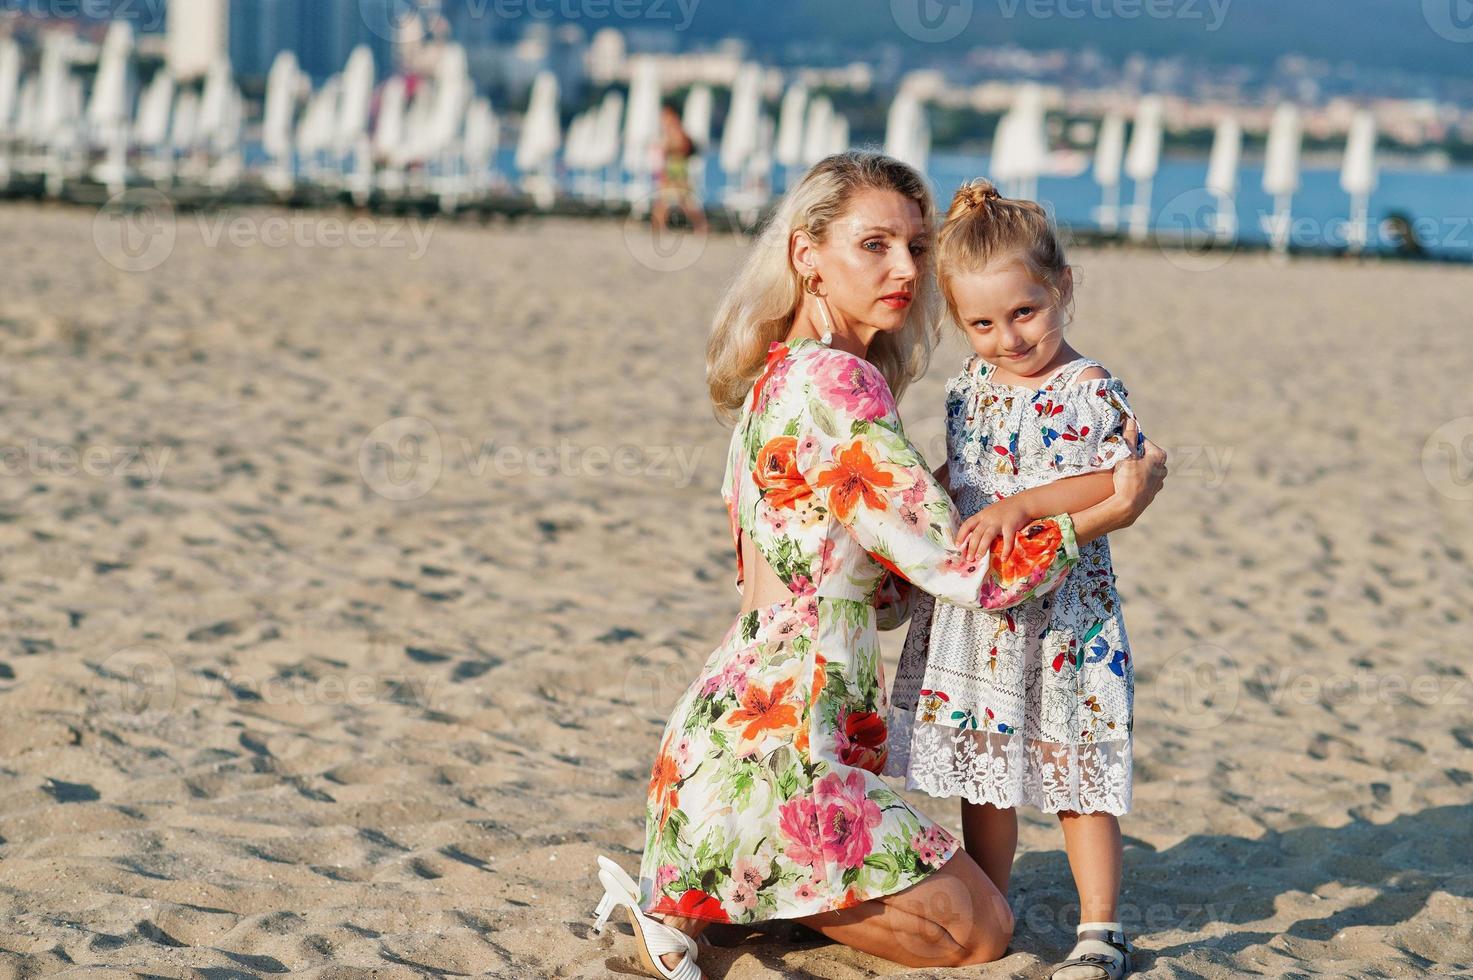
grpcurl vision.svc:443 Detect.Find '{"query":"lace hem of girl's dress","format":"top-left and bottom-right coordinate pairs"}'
top-left (883, 704), bottom-right (1132, 815)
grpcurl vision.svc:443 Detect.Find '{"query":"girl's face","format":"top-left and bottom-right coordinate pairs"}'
top-left (791, 187), bottom-right (930, 338)
top-left (950, 257), bottom-right (1073, 379)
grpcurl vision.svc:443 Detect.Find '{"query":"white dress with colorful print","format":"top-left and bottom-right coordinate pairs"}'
top-left (885, 354), bottom-right (1142, 815)
top-left (635, 336), bottom-right (1084, 924)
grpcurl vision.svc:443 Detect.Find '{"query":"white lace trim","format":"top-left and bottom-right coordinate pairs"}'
top-left (884, 704), bottom-right (1132, 815)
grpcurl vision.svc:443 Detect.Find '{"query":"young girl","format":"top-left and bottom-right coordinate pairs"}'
top-left (884, 179), bottom-right (1144, 980)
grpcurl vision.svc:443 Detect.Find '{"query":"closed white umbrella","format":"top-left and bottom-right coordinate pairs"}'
top-left (1261, 102), bottom-right (1301, 254)
top-left (1125, 95), bottom-right (1163, 241)
top-left (774, 80), bottom-right (808, 187)
top-left (682, 84), bottom-right (712, 153)
top-left (87, 19), bottom-right (133, 193)
top-left (719, 62), bottom-right (761, 198)
top-left (1091, 111), bottom-right (1125, 233)
top-left (1340, 109), bottom-right (1378, 253)
top-left (591, 88), bottom-right (623, 200)
top-left (801, 94), bottom-right (832, 168)
top-left (133, 70), bottom-right (173, 180)
top-left (885, 89), bottom-right (930, 173)
top-left (621, 54), bottom-right (660, 202)
top-left (1205, 115), bottom-right (1240, 239)
top-left (0, 37), bottom-right (19, 139)
top-left (462, 96), bottom-right (498, 193)
top-left (261, 51), bottom-right (299, 193)
top-left (827, 112), bottom-right (850, 157)
top-left (515, 70), bottom-right (560, 207)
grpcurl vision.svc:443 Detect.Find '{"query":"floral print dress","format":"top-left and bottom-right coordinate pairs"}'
top-left (635, 336), bottom-right (1083, 925)
top-left (886, 354), bottom-right (1142, 815)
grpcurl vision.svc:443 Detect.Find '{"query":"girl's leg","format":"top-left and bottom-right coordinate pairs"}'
top-left (961, 801), bottom-right (1018, 896)
top-left (792, 848), bottom-right (1014, 968)
top-left (1056, 810), bottom-right (1122, 922)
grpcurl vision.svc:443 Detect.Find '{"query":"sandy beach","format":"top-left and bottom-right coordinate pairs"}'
top-left (0, 201), bottom-right (1469, 978)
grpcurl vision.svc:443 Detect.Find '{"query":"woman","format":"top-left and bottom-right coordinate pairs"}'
top-left (591, 152), bottom-right (1168, 980)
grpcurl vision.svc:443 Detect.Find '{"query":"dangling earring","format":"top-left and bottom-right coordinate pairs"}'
top-left (803, 272), bottom-right (834, 345)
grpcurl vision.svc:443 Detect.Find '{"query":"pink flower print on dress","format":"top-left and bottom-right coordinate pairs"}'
top-left (730, 855), bottom-right (767, 893)
top-left (815, 769), bottom-right (885, 869)
top-left (939, 552), bottom-right (986, 576)
top-left (777, 793), bottom-right (826, 871)
top-left (793, 880), bottom-right (821, 903)
top-left (654, 863), bottom-right (680, 891)
top-left (811, 353), bottom-right (893, 422)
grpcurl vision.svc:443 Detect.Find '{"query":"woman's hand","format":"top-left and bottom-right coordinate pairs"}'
top-left (958, 495), bottom-right (1033, 561)
top-left (1109, 416), bottom-right (1168, 530)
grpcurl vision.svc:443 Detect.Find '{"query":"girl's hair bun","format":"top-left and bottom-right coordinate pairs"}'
top-left (949, 179), bottom-right (1003, 219)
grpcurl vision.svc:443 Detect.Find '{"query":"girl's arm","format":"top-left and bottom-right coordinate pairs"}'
top-left (793, 351), bottom-right (1080, 613)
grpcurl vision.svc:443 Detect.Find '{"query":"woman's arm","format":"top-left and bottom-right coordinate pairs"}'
top-left (792, 350), bottom-right (1080, 613)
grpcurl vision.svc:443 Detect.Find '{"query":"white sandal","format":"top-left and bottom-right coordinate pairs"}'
top-left (595, 856), bottom-right (714, 948)
top-left (1049, 921), bottom-right (1134, 980)
top-left (592, 858), bottom-right (705, 980)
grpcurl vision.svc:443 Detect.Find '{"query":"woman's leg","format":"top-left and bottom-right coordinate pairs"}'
top-left (792, 849), bottom-right (1014, 968)
top-left (1056, 811), bottom-right (1122, 922)
top-left (962, 800), bottom-right (1019, 896)
top-left (647, 913), bottom-right (709, 972)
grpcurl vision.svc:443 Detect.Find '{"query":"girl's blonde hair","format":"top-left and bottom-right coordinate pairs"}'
top-left (706, 151), bottom-right (943, 425)
top-left (936, 177), bottom-right (1073, 332)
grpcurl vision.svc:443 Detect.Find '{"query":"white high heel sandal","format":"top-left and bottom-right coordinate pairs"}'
top-left (592, 860), bottom-right (705, 980)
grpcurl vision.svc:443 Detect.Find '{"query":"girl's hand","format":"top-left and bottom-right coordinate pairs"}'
top-left (958, 496), bottom-right (1033, 562)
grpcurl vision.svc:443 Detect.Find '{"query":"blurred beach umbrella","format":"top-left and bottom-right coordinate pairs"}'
top-left (421, 43), bottom-right (471, 179)
top-left (0, 37), bottom-right (18, 137)
top-left (0, 38), bottom-right (18, 187)
top-left (884, 89), bottom-right (930, 174)
top-left (591, 88), bottom-right (624, 201)
top-left (801, 94), bottom-right (832, 168)
top-left (194, 53), bottom-right (242, 187)
top-left (335, 45), bottom-right (375, 201)
top-left (36, 31), bottom-right (76, 194)
top-left (261, 51), bottom-right (301, 194)
top-left (681, 83), bottom-right (712, 201)
top-left (169, 88), bottom-right (199, 167)
top-left (774, 80), bottom-right (808, 187)
top-left (1261, 102), bottom-right (1302, 255)
top-left (462, 96), bottom-right (498, 195)
top-left (372, 75), bottom-right (407, 194)
top-left (87, 19), bottom-right (134, 195)
top-left (562, 106), bottom-right (598, 197)
top-left (994, 84), bottom-right (1047, 200)
top-left (828, 111), bottom-right (850, 158)
top-left (1124, 95), bottom-right (1163, 241)
top-left (133, 69), bottom-right (175, 181)
top-left (682, 84), bottom-right (712, 152)
top-left (1205, 115), bottom-right (1241, 240)
top-left (621, 55), bottom-right (661, 204)
top-left (516, 70), bottom-right (561, 208)
top-left (296, 74), bottom-right (340, 183)
top-left (1091, 111), bottom-right (1125, 233)
top-left (1340, 109), bottom-right (1378, 254)
top-left (720, 62), bottom-right (762, 201)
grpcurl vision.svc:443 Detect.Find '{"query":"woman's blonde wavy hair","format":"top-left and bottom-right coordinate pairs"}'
top-left (705, 151), bottom-right (943, 426)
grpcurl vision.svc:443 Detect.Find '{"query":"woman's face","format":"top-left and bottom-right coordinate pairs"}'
top-left (793, 188), bottom-right (930, 336)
